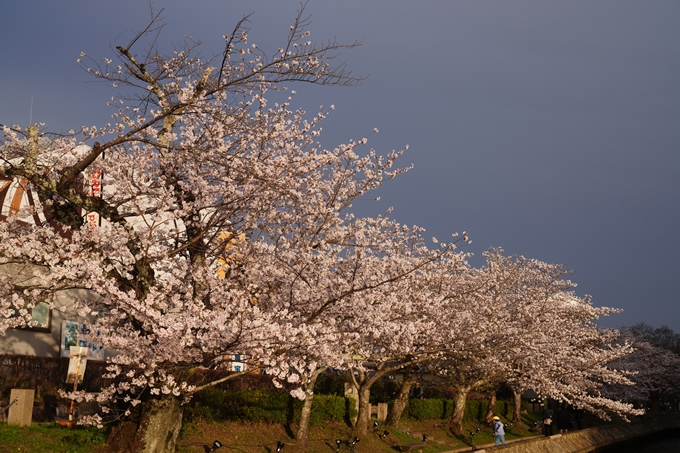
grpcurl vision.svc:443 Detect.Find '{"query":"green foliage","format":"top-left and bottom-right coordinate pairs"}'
top-left (307, 394), bottom-right (347, 426)
top-left (230, 391), bottom-right (290, 424)
top-left (186, 388), bottom-right (290, 423)
top-left (183, 387), bottom-right (225, 422)
top-left (184, 388), bottom-right (351, 426)
top-left (406, 398), bottom-right (454, 420)
top-left (402, 397), bottom-right (519, 423)
top-left (463, 399), bottom-right (487, 422)
top-left (184, 386), bottom-right (521, 430)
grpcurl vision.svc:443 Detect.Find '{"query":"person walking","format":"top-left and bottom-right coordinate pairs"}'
top-left (543, 405), bottom-right (554, 437)
top-left (492, 416), bottom-right (507, 446)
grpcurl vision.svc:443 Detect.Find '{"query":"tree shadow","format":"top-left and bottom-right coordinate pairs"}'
top-left (284, 395), bottom-right (296, 439)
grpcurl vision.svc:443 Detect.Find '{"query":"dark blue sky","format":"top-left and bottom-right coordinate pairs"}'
top-left (2, 1), bottom-right (679, 331)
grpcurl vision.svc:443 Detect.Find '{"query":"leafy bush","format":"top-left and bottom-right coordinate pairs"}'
top-left (222, 390), bottom-right (290, 424)
top-left (185, 388), bottom-right (351, 425)
top-left (183, 387), bottom-right (225, 421)
top-left (406, 398), bottom-right (454, 420)
top-left (403, 397), bottom-right (517, 421)
top-left (185, 386), bottom-right (515, 426)
top-left (308, 394), bottom-right (347, 425)
top-left (463, 399), bottom-right (487, 422)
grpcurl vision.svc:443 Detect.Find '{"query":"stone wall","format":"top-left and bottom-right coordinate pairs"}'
top-left (472, 415), bottom-right (680, 453)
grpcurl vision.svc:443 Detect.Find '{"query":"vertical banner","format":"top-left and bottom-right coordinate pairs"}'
top-left (85, 167), bottom-right (102, 227)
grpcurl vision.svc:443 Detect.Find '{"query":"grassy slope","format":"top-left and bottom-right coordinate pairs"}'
top-left (0, 423), bottom-right (107, 453)
top-left (0, 417), bottom-right (533, 453)
top-left (0, 409), bottom-right (614, 452)
top-left (175, 415), bottom-right (542, 453)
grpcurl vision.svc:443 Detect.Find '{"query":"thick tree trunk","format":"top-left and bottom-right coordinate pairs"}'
top-left (351, 366), bottom-right (391, 437)
top-left (353, 385), bottom-right (373, 437)
top-left (351, 362), bottom-right (409, 437)
top-left (295, 368), bottom-right (326, 445)
top-left (511, 388), bottom-right (523, 425)
top-left (484, 388), bottom-right (497, 423)
top-left (106, 396), bottom-right (183, 453)
top-left (448, 386), bottom-right (471, 436)
top-left (296, 389), bottom-right (315, 445)
top-left (386, 374), bottom-right (416, 428)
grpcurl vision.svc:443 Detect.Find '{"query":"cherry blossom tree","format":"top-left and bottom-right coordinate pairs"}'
top-left (0, 5), bottom-right (426, 452)
top-left (427, 249), bottom-right (640, 434)
top-left (337, 241), bottom-right (472, 436)
top-left (487, 252), bottom-right (640, 422)
top-left (603, 328), bottom-right (680, 415)
top-left (247, 218), bottom-right (469, 443)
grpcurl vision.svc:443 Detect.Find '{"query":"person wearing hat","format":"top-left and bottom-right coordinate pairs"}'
top-left (492, 416), bottom-right (507, 446)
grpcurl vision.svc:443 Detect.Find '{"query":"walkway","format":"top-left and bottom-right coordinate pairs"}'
top-left (440, 415), bottom-right (680, 453)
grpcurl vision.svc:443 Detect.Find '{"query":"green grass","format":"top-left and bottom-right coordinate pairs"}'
top-left (0, 423), bottom-right (107, 453)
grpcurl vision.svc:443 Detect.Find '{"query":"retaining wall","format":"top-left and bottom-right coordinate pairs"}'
top-left (472, 415), bottom-right (680, 453)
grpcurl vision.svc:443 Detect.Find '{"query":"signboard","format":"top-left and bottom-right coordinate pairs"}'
top-left (61, 321), bottom-right (105, 361)
top-left (66, 346), bottom-right (89, 385)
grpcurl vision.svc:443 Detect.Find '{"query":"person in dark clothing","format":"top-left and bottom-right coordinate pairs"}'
top-left (575, 407), bottom-right (585, 430)
top-left (410, 381), bottom-right (424, 399)
top-left (543, 406), bottom-right (554, 436)
top-left (557, 405), bottom-right (572, 434)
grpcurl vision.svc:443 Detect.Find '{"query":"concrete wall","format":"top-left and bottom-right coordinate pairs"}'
top-left (475, 415), bottom-right (680, 453)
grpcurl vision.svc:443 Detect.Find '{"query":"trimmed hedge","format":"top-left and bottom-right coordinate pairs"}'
top-left (184, 387), bottom-right (518, 425)
top-left (307, 394), bottom-right (350, 425)
top-left (463, 399), bottom-right (487, 422)
top-left (184, 389), bottom-right (351, 426)
top-left (406, 398), bottom-right (454, 420)
top-left (185, 389), bottom-right (288, 423)
top-left (406, 397), bottom-right (520, 422)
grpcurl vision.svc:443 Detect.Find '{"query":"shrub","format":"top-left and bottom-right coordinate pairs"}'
top-left (308, 394), bottom-right (347, 426)
top-left (222, 390), bottom-right (290, 424)
top-left (184, 387), bottom-right (225, 422)
top-left (403, 397), bottom-right (518, 422)
top-left (463, 399), bottom-right (487, 423)
top-left (406, 398), bottom-right (453, 420)
top-left (185, 387), bottom-right (517, 427)
top-left (185, 388), bottom-right (351, 426)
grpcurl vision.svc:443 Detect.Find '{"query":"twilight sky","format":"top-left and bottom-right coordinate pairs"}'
top-left (1, 1), bottom-right (679, 332)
